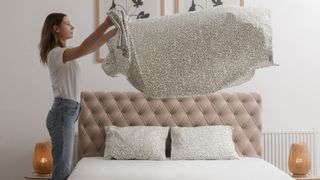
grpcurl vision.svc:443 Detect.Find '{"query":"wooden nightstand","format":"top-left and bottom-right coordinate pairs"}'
top-left (294, 176), bottom-right (320, 180)
top-left (24, 174), bottom-right (51, 180)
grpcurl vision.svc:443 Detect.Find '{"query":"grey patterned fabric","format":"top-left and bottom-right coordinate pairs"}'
top-left (104, 126), bottom-right (169, 160)
top-left (102, 7), bottom-right (274, 98)
top-left (171, 126), bottom-right (239, 160)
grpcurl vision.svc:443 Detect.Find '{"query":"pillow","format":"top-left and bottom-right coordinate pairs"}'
top-left (170, 125), bottom-right (239, 160)
top-left (104, 126), bottom-right (169, 160)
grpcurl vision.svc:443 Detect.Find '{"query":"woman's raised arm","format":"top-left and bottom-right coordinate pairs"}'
top-left (63, 17), bottom-right (116, 63)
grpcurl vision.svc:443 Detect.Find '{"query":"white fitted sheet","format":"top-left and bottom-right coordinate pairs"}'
top-left (68, 157), bottom-right (294, 180)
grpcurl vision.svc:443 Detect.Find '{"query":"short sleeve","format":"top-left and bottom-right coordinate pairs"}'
top-left (48, 47), bottom-right (67, 70)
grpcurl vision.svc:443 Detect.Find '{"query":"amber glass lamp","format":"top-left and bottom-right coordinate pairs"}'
top-left (32, 141), bottom-right (53, 175)
top-left (288, 142), bottom-right (311, 178)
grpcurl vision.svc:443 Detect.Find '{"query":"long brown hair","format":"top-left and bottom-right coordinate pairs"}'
top-left (39, 13), bottom-right (66, 64)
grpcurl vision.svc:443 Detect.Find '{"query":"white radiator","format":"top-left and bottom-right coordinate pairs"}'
top-left (262, 130), bottom-right (318, 176)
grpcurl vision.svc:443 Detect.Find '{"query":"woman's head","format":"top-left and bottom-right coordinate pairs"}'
top-left (39, 13), bottom-right (74, 64)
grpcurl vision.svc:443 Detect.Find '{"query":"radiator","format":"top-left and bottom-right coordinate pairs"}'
top-left (262, 130), bottom-right (318, 176)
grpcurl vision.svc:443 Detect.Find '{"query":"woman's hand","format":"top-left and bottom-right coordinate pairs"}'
top-left (104, 16), bottom-right (114, 28)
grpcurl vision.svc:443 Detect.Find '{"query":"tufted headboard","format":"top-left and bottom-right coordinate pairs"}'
top-left (78, 91), bottom-right (262, 161)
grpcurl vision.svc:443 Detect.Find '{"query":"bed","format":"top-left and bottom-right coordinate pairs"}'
top-left (68, 91), bottom-right (294, 180)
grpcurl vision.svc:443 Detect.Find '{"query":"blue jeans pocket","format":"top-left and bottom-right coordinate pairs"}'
top-left (62, 103), bottom-right (80, 124)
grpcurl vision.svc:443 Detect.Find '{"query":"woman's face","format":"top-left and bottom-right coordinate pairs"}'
top-left (56, 16), bottom-right (74, 40)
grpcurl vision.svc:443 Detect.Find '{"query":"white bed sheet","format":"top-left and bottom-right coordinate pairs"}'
top-left (68, 157), bottom-right (294, 180)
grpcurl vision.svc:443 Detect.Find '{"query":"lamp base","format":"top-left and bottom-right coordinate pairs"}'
top-left (292, 174), bottom-right (308, 178)
top-left (32, 172), bottom-right (52, 177)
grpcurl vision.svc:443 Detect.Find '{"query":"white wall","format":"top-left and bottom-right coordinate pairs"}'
top-left (0, 0), bottom-right (319, 179)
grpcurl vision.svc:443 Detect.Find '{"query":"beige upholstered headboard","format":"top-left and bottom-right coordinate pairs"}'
top-left (78, 91), bottom-right (262, 160)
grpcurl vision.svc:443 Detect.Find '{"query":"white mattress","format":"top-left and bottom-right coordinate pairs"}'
top-left (68, 157), bottom-right (294, 180)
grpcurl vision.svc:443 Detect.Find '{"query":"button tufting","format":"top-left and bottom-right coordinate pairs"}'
top-left (78, 91), bottom-right (262, 159)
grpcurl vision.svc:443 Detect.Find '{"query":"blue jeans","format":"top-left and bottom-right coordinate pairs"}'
top-left (46, 97), bottom-right (80, 180)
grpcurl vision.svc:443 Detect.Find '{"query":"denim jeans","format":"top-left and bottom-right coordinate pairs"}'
top-left (46, 97), bottom-right (80, 180)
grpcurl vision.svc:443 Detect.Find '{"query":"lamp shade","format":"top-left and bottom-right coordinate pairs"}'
top-left (288, 142), bottom-right (311, 177)
top-left (32, 141), bottom-right (53, 175)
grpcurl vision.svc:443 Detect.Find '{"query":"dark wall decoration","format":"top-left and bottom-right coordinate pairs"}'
top-left (108, 0), bottom-right (150, 19)
top-left (188, 0), bottom-right (223, 12)
top-left (177, 0), bottom-right (243, 13)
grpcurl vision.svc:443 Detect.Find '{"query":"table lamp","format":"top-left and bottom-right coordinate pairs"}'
top-left (288, 142), bottom-right (311, 178)
top-left (32, 140), bottom-right (52, 176)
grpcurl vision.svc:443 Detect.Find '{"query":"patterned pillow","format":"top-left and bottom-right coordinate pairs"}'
top-left (171, 125), bottom-right (239, 160)
top-left (104, 126), bottom-right (169, 160)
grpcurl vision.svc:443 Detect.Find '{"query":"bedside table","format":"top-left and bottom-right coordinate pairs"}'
top-left (294, 176), bottom-right (320, 180)
top-left (24, 174), bottom-right (51, 180)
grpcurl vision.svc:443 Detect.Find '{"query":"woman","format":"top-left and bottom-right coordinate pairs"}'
top-left (39, 13), bottom-right (116, 180)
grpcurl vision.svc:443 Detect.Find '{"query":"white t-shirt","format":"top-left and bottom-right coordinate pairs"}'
top-left (47, 47), bottom-right (80, 102)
